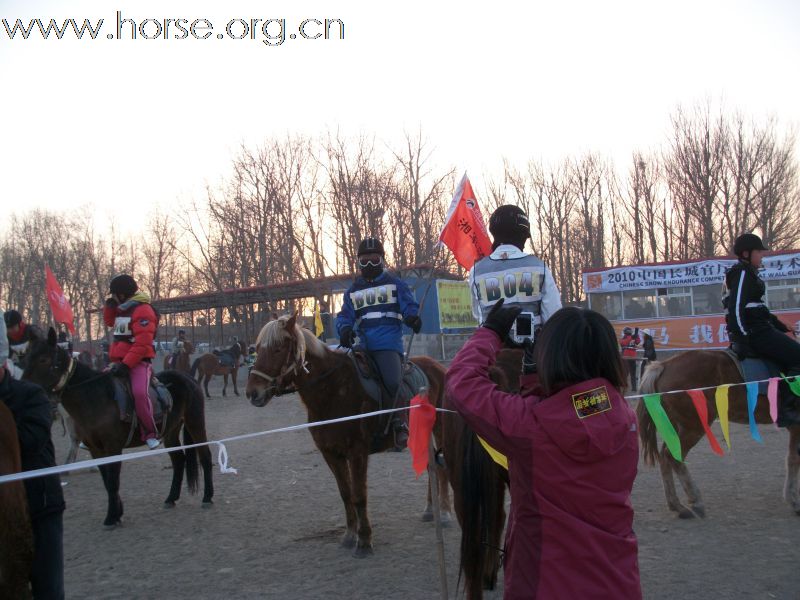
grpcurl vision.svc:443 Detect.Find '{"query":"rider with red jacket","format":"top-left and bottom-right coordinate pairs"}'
top-left (102, 274), bottom-right (161, 449)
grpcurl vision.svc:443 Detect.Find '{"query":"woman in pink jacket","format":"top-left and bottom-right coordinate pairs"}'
top-left (446, 299), bottom-right (641, 599)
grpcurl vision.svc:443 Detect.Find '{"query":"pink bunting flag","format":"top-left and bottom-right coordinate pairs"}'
top-left (767, 377), bottom-right (780, 424)
top-left (686, 390), bottom-right (724, 456)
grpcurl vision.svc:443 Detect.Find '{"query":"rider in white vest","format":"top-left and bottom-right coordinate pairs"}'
top-left (469, 205), bottom-right (562, 373)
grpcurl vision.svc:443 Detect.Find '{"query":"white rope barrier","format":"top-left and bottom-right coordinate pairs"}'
top-left (0, 404), bottom-right (457, 485)
top-left (626, 374), bottom-right (799, 400)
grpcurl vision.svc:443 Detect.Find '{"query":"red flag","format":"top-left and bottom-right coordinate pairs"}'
top-left (45, 265), bottom-right (75, 334)
top-left (687, 390), bottom-right (724, 456)
top-left (438, 173), bottom-right (492, 269)
top-left (408, 392), bottom-right (436, 477)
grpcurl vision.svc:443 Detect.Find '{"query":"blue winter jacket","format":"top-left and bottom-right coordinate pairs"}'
top-left (336, 271), bottom-right (419, 354)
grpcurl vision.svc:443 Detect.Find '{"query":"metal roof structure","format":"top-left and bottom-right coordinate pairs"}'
top-left (102, 263), bottom-right (459, 316)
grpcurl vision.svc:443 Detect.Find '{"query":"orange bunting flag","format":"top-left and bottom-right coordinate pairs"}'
top-left (408, 392), bottom-right (436, 478)
top-left (45, 265), bottom-right (75, 334)
top-left (686, 390), bottom-right (724, 456)
top-left (437, 173), bottom-right (492, 269)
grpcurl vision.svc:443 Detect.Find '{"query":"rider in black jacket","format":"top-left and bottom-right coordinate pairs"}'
top-left (0, 319), bottom-right (65, 599)
top-left (724, 233), bottom-right (800, 426)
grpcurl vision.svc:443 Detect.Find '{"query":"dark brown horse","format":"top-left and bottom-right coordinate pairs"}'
top-left (191, 341), bottom-right (245, 398)
top-left (0, 400), bottom-right (33, 599)
top-left (24, 328), bottom-right (214, 528)
top-left (441, 348), bottom-right (522, 599)
top-left (164, 340), bottom-right (194, 374)
top-left (245, 314), bottom-right (452, 557)
top-left (638, 350), bottom-right (800, 518)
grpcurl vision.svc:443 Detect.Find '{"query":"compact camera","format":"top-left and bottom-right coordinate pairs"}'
top-left (511, 312), bottom-right (535, 344)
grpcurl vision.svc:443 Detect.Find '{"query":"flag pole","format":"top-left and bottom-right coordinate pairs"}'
top-left (428, 428), bottom-right (449, 600)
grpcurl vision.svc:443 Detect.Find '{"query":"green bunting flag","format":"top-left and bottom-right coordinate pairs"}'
top-left (643, 393), bottom-right (682, 462)
top-left (782, 373), bottom-right (800, 397)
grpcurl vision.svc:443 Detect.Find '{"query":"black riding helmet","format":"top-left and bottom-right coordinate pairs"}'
top-left (3, 309), bottom-right (22, 328)
top-left (489, 205), bottom-right (530, 251)
top-left (109, 274), bottom-right (138, 299)
top-left (733, 233), bottom-right (768, 258)
top-left (357, 238), bottom-right (384, 256)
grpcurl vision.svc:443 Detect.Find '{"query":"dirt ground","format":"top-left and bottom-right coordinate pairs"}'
top-left (54, 375), bottom-right (799, 600)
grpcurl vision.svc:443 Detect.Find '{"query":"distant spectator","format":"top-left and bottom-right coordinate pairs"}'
top-left (642, 331), bottom-right (657, 363)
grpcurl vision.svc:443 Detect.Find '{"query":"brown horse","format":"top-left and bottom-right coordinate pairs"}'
top-left (163, 340), bottom-right (194, 374)
top-left (245, 314), bottom-right (452, 557)
top-left (191, 341), bottom-right (245, 398)
top-left (0, 400), bottom-right (33, 599)
top-left (24, 327), bottom-right (214, 528)
top-left (637, 350), bottom-right (800, 518)
top-left (441, 348), bottom-right (522, 599)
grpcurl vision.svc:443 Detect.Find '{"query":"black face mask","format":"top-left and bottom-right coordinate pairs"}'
top-left (360, 264), bottom-right (383, 281)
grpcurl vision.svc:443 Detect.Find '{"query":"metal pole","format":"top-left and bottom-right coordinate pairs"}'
top-left (428, 431), bottom-right (449, 600)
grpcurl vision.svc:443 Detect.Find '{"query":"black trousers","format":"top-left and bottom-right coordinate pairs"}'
top-left (371, 350), bottom-right (403, 400)
top-left (748, 327), bottom-right (800, 374)
top-left (31, 511), bottom-right (64, 600)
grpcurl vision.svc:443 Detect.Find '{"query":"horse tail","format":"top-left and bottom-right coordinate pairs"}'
top-left (459, 423), bottom-right (504, 597)
top-left (190, 357), bottom-right (200, 378)
top-left (637, 360), bottom-right (664, 467)
top-left (183, 425), bottom-right (199, 495)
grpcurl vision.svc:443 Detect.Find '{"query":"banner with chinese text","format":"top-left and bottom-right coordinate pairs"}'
top-left (584, 252), bottom-right (800, 293)
top-left (613, 311), bottom-right (800, 351)
top-left (436, 280), bottom-right (479, 330)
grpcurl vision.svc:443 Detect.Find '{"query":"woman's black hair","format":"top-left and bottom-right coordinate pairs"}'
top-left (534, 307), bottom-right (627, 396)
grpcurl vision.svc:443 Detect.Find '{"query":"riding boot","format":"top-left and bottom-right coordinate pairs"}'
top-left (777, 373), bottom-right (800, 428)
top-left (391, 416), bottom-right (409, 451)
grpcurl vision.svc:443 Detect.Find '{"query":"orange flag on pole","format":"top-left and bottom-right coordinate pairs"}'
top-left (45, 265), bottom-right (75, 334)
top-left (438, 173), bottom-right (492, 269)
top-left (408, 391), bottom-right (436, 477)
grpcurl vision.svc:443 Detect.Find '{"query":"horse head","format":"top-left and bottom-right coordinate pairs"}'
top-left (247, 312), bottom-right (306, 407)
top-left (23, 327), bottom-right (74, 394)
top-left (182, 340), bottom-right (194, 355)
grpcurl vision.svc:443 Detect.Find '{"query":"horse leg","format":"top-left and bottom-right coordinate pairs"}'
top-left (348, 451), bottom-right (373, 557)
top-left (98, 461), bottom-right (124, 529)
top-left (163, 428), bottom-right (185, 508)
top-left (222, 373), bottom-right (228, 397)
top-left (657, 444), bottom-right (694, 518)
top-left (321, 451), bottom-right (358, 549)
top-left (422, 462), bottom-right (453, 526)
top-left (784, 425), bottom-right (800, 514)
top-left (204, 375), bottom-right (211, 399)
top-left (672, 429), bottom-right (707, 518)
top-left (64, 414), bottom-right (79, 465)
top-left (199, 442), bottom-right (214, 506)
top-left (483, 476), bottom-right (507, 591)
top-left (232, 367), bottom-right (239, 396)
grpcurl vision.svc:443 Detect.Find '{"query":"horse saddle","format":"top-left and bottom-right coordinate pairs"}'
top-left (349, 350), bottom-right (429, 411)
top-left (112, 376), bottom-right (173, 424)
top-left (213, 350), bottom-right (236, 368)
top-left (724, 344), bottom-right (795, 402)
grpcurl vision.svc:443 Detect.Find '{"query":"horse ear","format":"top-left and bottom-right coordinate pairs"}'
top-left (47, 327), bottom-right (57, 346)
top-left (285, 311), bottom-right (299, 330)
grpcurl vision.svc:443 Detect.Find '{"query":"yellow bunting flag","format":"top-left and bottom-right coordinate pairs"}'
top-left (314, 304), bottom-right (324, 338)
top-left (714, 384), bottom-right (732, 450)
top-left (477, 436), bottom-right (508, 470)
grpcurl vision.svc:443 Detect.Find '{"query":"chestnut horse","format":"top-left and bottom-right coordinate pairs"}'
top-left (638, 350), bottom-right (800, 518)
top-left (442, 348), bottom-right (522, 599)
top-left (24, 328), bottom-right (214, 528)
top-left (0, 401), bottom-right (33, 599)
top-left (191, 341), bottom-right (245, 398)
top-left (245, 314), bottom-right (452, 557)
top-left (164, 340), bottom-right (194, 374)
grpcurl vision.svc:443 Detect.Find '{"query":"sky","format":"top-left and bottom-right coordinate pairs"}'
top-left (1, 0), bottom-right (799, 233)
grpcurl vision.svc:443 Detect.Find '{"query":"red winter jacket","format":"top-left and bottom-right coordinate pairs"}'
top-left (102, 294), bottom-right (158, 369)
top-left (446, 327), bottom-right (641, 600)
top-left (620, 334), bottom-right (640, 358)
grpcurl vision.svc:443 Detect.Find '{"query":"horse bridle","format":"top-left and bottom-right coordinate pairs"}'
top-left (249, 336), bottom-right (309, 393)
top-left (49, 348), bottom-right (77, 394)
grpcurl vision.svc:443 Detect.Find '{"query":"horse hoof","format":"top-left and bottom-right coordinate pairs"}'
top-left (202, 500), bottom-right (214, 509)
top-left (677, 508), bottom-right (695, 519)
top-left (421, 510), bottom-right (434, 522)
top-left (353, 544), bottom-right (374, 558)
top-left (103, 520), bottom-right (122, 530)
top-left (692, 505), bottom-right (706, 518)
top-left (440, 511), bottom-right (453, 527)
top-left (163, 501), bottom-right (176, 509)
top-left (340, 534), bottom-right (357, 549)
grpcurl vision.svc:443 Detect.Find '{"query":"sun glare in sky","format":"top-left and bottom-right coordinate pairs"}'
top-left (1, 0), bottom-right (798, 232)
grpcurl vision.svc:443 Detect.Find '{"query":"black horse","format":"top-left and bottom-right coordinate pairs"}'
top-left (24, 328), bottom-right (214, 528)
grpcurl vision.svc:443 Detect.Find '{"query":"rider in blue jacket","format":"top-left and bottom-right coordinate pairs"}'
top-left (336, 238), bottom-right (422, 449)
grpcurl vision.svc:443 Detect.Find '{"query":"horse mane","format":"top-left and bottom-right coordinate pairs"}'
top-left (255, 317), bottom-right (328, 365)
